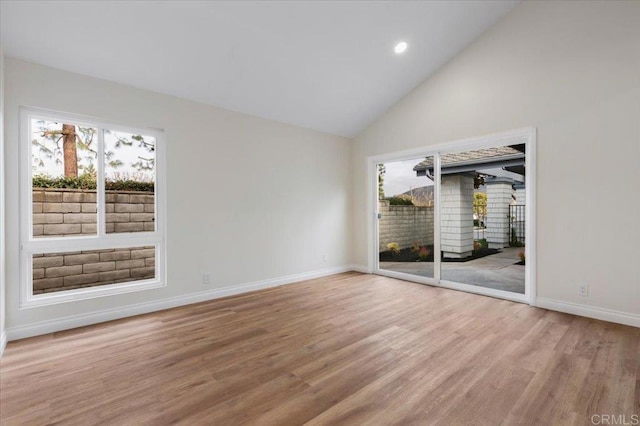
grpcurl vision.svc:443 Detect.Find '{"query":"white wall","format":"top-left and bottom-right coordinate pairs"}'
top-left (4, 57), bottom-right (352, 337)
top-left (352, 1), bottom-right (640, 317)
top-left (0, 46), bottom-right (7, 353)
top-left (3, 1), bottom-right (639, 340)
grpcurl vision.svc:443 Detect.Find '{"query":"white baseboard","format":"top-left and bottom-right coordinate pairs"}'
top-left (537, 297), bottom-right (640, 328)
top-left (6, 265), bottom-right (359, 342)
top-left (4, 267), bottom-right (637, 347)
top-left (350, 264), bottom-right (372, 274)
top-left (0, 331), bottom-right (7, 358)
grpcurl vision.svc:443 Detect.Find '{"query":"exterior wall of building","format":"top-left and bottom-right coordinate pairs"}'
top-left (512, 184), bottom-right (526, 241)
top-left (486, 179), bottom-right (514, 249)
top-left (33, 247), bottom-right (155, 294)
top-left (440, 175), bottom-right (474, 258)
top-left (514, 185), bottom-right (526, 205)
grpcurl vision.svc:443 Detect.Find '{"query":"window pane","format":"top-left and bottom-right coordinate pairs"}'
top-left (439, 144), bottom-right (526, 294)
top-left (31, 119), bottom-right (98, 238)
top-left (32, 246), bottom-right (156, 294)
top-left (378, 156), bottom-right (435, 279)
top-left (104, 130), bottom-right (155, 233)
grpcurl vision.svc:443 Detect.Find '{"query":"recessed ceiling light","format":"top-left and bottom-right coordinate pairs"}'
top-left (394, 41), bottom-right (408, 55)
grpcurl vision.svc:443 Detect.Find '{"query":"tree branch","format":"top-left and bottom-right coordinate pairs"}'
top-left (42, 129), bottom-right (72, 137)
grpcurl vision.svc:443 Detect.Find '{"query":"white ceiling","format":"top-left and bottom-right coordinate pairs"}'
top-left (0, 1), bottom-right (517, 137)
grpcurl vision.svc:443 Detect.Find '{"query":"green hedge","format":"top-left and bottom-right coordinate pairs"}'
top-left (105, 180), bottom-right (155, 192)
top-left (386, 196), bottom-right (414, 206)
top-left (475, 238), bottom-right (489, 249)
top-left (32, 175), bottom-right (154, 192)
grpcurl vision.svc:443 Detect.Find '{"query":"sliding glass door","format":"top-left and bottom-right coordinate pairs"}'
top-left (437, 145), bottom-right (526, 296)
top-left (373, 129), bottom-right (534, 304)
top-left (377, 156), bottom-right (436, 280)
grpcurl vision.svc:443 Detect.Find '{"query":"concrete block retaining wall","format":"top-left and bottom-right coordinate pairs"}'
top-left (31, 188), bottom-right (156, 294)
top-left (32, 188), bottom-right (155, 236)
top-left (33, 247), bottom-right (155, 294)
top-left (378, 200), bottom-right (434, 251)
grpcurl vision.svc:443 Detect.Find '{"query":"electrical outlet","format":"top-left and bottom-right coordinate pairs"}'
top-left (323, 254), bottom-right (328, 262)
top-left (579, 284), bottom-right (589, 297)
top-left (202, 272), bottom-right (211, 284)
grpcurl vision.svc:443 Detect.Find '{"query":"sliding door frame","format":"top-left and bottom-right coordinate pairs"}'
top-left (367, 127), bottom-right (536, 305)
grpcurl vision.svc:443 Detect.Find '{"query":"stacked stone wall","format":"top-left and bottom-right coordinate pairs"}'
top-left (32, 188), bottom-right (155, 236)
top-left (31, 188), bottom-right (156, 294)
top-left (440, 175), bottom-right (475, 258)
top-left (33, 247), bottom-right (155, 294)
top-left (378, 200), bottom-right (434, 251)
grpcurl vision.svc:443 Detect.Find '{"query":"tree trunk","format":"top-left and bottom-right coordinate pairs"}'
top-left (62, 124), bottom-right (78, 177)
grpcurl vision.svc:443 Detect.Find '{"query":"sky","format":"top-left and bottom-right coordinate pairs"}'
top-left (31, 119), bottom-right (155, 181)
top-left (382, 157), bottom-right (433, 197)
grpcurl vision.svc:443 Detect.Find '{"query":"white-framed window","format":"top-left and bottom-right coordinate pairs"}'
top-left (19, 107), bottom-right (166, 307)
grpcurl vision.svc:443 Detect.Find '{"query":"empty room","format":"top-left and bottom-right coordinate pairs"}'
top-left (0, 0), bottom-right (638, 425)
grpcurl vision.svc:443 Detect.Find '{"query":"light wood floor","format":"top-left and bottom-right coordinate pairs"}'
top-left (1, 272), bottom-right (638, 425)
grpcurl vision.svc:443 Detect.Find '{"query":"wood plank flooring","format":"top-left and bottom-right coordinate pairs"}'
top-left (1, 272), bottom-right (638, 425)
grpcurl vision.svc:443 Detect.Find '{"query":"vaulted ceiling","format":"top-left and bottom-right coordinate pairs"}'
top-left (0, 1), bottom-right (517, 137)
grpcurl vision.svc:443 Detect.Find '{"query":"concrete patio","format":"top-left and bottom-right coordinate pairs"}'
top-left (379, 246), bottom-right (525, 294)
